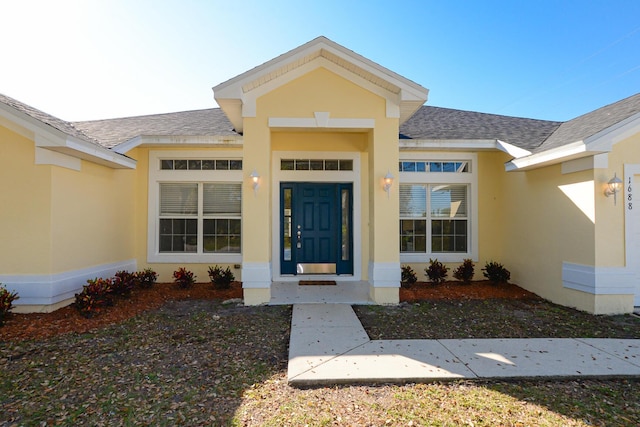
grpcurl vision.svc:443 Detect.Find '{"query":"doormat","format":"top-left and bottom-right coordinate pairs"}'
top-left (299, 280), bottom-right (337, 286)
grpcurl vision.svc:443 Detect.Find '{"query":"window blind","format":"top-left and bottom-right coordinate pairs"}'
top-left (430, 184), bottom-right (467, 218)
top-left (399, 184), bottom-right (427, 217)
top-left (160, 183), bottom-right (198, 215)
top-left (203, 183), bottom-right (241, 216)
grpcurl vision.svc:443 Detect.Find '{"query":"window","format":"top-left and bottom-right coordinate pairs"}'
top-left (399, 154), bottom-right (477, 261)
top-left (159, 183), bottom-right (241, 254)
top-left (149, 150), bottom-right (243, 263)
top-left (400, 184), bottom-right (468, 253)
top-left (161, 159), bottom-right (242, 170)
top-left (399, 161), bottom-right (469, 173)
top-left (280, 159), bottom-right (353, 171)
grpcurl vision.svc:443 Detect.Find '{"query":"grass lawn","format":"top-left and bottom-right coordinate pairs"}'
top-left (1, 297), bottom-right (639, 425)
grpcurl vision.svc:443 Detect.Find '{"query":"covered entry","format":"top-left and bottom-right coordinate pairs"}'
top-left (280, 182), bottom-right (353, 276)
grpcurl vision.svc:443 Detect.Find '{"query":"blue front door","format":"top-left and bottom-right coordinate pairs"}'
top-left (280, 183), bottom-right (353, 275)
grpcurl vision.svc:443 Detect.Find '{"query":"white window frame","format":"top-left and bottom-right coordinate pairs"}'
top-left (399, 152), bottom-right (478, 263)
top-left (148, 150), bottom-right (242, 263)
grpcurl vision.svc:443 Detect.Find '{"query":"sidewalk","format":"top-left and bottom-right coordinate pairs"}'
top-left (288, 304), bottom-right (640, 386)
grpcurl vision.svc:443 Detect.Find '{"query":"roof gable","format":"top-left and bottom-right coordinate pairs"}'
top-left (213, 36), bottom-right (429, 133)
top-left (534, 92), bottom-right (640, 153)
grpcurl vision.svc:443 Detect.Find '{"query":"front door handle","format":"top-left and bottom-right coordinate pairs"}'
top-left (297, 225), bottom-right (302, 248)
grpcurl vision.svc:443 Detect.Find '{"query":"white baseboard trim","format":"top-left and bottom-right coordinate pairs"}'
top-left (368, 261), bottom-right (401, 288)
top-left (562, 262), bottom-right (635, 295)
top-left (1, 259), bottom-right (137, 307)
top-left (241, 262), bottom-right (272, 289)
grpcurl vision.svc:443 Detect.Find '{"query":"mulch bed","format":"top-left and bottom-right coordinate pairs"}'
top-left (400, 280), bottom-right (539, 301)
top-left (0, 282), bottom-right (242, 342)
top-left (1, 280), bottom-right (535, 342)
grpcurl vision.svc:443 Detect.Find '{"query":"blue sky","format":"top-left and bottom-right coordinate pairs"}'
top-left (2, 0), bottom-right (639, 122)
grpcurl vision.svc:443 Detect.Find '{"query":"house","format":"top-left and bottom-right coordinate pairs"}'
top-left (1, 36), bottom-right (639, 315)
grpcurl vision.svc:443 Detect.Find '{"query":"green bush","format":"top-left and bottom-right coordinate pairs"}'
top-left (208, 265), bottom-right (235, 289)
top-left (452, 259), bottom-right (475, 284)
top-left (74, 278), bottom-right (114, 318)
top-left (425, 258), bottom-right (449, 284)
top-left (0, 283), bottom-right (19, 326)
top-left (401, 265), bottom-right (417, 287)
top-left (482, 261), bottom-right (511, 284)
top-left (173, 267), bottom-right (195, 288)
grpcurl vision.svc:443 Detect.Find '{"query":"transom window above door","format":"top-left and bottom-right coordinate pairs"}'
top-left (280, 159), bottom-right (353, 171)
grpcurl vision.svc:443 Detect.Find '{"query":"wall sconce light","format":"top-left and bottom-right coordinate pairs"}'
top-left (604, 173), bottom-right (622, 205)
top-left (383, 170), bottom-right (394, 198)
top-left (250, 170), bottom-right (260, 195)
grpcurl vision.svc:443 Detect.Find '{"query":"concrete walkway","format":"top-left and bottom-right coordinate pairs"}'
top-left (288, 304), bottom-right (640, 386)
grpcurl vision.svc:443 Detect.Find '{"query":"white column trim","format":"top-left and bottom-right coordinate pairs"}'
top-left (241, 262), bottom-right (272, 289)
top-left (368, 261), bottom-right (401, 288)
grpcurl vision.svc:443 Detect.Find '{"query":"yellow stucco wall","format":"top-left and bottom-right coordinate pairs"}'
top-left (49, 160), bottom-right (136, 273)
top-left (500, 163), bottom-right (596, 307)
top-left (0, 126), bottom-right (52, 274)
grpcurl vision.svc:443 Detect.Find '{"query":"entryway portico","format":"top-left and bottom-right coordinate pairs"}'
top-left (212, 36), bottom-right (429, 305)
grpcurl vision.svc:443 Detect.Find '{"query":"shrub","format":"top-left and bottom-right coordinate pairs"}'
top-left (482, 261), bottom-right (511, 284)
top-left (0, 283), bottom-right (19, 326)
top-left (425, 258), bottom-right (449, 284)
top-left (208, 265), bottom-right (235, 289)
top-left (401, 265), bottom-right (417, 287)
top-left (136, 268), bottom-right (157, 289)
top-left (452, 259), bottom-right (475, 284)
top-left (112, 270), bottom-right (137, 297)
top-left (74, 278), bottom-right (114, 318)
top-left (173, 267), bottom-right (195, 288)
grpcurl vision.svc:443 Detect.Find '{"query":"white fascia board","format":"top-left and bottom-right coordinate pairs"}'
top-left (62, 138), bottom-right (136, 169)
top-left (37, 135), bottom-right (136, 169)
top-left (505, 140), bottom-right (591, 172)
top-left (399, 139), bottom-right (499, 151)
top-left (584, 112), bottom-right (640, 152)
top-left (113, 135), bottom-right (244, 154)
top-left (496, 139), bottom-right (531, 158)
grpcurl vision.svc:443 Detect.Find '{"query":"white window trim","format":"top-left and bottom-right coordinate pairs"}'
top-left (399, 152), bottom-right (478, 263)
top-left (148, 150), bottom-right (242, 263)
top-left (271, 151), bottom-right (362, 281)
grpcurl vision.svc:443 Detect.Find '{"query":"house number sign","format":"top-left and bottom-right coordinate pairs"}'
top-left (628, 176), bottom-right (633, 211)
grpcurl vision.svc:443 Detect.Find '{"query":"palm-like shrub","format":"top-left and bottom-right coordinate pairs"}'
top-left (173, 267), bottom-right (195, 288)
top-left (452, 259), bottom-right (475, 284)
top-left (425, 258), bottom-right (449, 284)
top-left (0, 283), bottom-right (19, 326)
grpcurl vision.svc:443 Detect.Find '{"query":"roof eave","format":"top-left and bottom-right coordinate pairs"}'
top-left (113, 134), bottom-right (244, 154)
top-left (505, 141), bottom-right (595, 171)
top-left (1, 102), bottom-right (134, 169)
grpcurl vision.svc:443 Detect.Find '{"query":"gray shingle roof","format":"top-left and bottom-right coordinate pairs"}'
top-left (532, 92), bottom-right (640, 153)
top-left (0, 93), bottom-right (102, 145)
top-left (400, 106), bottom-right (562, 150)
top-left (4, 90), bottom-right (639, 157)
top-left (73, 109), bottom-right (238, 148)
